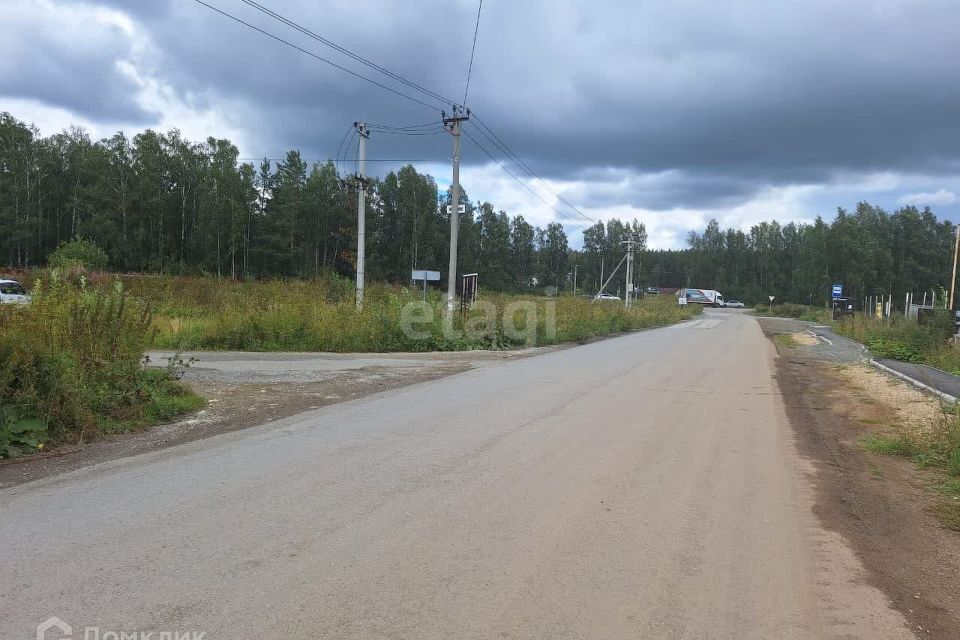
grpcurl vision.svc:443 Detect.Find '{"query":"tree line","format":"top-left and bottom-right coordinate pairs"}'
top-left (2, 111), bottom-right (956, 305)
top-left (639, 204), bottom-right (956, 305)
top-left (0, 111), bottom-right (580, 289)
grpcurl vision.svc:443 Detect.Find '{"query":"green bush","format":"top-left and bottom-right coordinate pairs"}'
top-left (0, 272), bottom-right (202, 453)
top-left (48, 238), bottom-right (109, 271)
top-left (834, 312), bottom-right (955, 366)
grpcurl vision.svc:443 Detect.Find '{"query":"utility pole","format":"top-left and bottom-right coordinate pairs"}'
top-left (622, 235), bottom-right (637, 308)
top-left (572, 265), bottom-right (578, 297)
top-left (950, 224), bottom-right (960, 310)
top-left (354, 122), bottom-right (370, 309)
top-left (443, 106), bottom-right (469, 312)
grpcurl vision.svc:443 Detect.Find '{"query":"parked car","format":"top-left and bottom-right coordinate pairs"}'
top-left (723, 299), bottom-right (745, 308)
top-left (593, 293), bottom-right (621, 302)
top-left (0, 279), bottom-right (30, 305)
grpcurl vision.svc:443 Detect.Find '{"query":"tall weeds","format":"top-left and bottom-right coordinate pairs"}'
top-left (144, 276), bottom-right (702, 352)
top-left (0, 272), bottom-right (201, 450)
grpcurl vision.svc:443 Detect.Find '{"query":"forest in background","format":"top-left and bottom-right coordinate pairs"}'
top-left (1, 111), bottom-right (956, 305)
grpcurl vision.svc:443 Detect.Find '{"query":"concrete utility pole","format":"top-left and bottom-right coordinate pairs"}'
top-left (443, 107), bottom-right (469, 312)
top-left (622, 235), bottom-right (637, 308)
top-left (950, 224), bottom-right (960, 310)
top-left (355, 122), bottom-right (370, 309)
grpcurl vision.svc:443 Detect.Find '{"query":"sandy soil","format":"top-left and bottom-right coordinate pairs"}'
top-left (761, 317), bottom-right (960, 638)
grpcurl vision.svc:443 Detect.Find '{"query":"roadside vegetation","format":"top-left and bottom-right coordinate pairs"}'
top-left (1, 271), bottom-right (698, 458)
top-left (862, 405), bottom-right (960, 530)
top-left (753, 302), bottom-right (830, 323)
top-left (96, 274), bottom-right (700, 352)
top-left (832, 311), bottom-right (960, 373)
top-left (0, 271), bottom-right (202, 458)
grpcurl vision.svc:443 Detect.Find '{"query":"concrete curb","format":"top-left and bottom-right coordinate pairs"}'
top-left (869, 358), bottom-right (958, 404)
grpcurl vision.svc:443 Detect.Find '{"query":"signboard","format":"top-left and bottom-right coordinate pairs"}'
top-left (411, 270), bottom-right (441, 281)
top-left (678, 297), bottom-right (687, 305)
top-left (461, 273), bottom-right (479, 311)
top-left (768, 296), bottom-right (775, 302)
top-left (412, 269), bottom-right (441, 302)
top-left (831, 283), bottom-right (843, 299)
top-left (445, 204), bottom-right (466, 215)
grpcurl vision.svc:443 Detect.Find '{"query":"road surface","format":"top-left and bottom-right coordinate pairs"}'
top-left (1, 311), bottom-right (913, 639)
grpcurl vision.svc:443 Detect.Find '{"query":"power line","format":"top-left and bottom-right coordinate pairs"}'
top-left (364, 121), bottom-right (443, 131)
top-left (334, 124), bottom-right (354, 173)
top-left (462, 129), bottom-right (590, 225)
top-left (191, 0), bottom-right (442, 112)
top-left (463, 0), bottom-right (484, 107)
top-left (470, 114), bottom-right (594, 223)
top-left (238, 0), bottom-right (458, 109)
top-left (365, 127), bottom-right (446, 136)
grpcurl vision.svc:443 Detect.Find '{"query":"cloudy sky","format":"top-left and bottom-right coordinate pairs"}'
top-left (4, 0), bottom-right (960, 248)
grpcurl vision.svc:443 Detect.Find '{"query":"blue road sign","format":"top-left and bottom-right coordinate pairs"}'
top-left (831, 283), bottom-right (843, 298)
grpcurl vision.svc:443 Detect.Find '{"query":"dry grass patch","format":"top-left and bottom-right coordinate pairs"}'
top-left (836, 364), bottom-right (944, 442)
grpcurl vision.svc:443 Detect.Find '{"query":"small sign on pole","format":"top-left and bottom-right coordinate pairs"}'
top-left (768, 295), bottom-right (775, 311)
top-left (831, 283), bottom-right (843, 299)
top-left (445, 204), bottom-right (466, 215)
top-left (411, 269), bottom-right (441, 302)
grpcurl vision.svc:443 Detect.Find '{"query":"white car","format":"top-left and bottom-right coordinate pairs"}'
top-left (723, 299), bottom-right (745, 308)
top-left (0, 279), bottom-right (31, 305)
top-left (593, 293), bottom-right (621, 302)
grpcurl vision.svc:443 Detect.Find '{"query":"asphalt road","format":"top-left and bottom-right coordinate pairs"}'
top-left (1, 310), bottom-right (914, 639)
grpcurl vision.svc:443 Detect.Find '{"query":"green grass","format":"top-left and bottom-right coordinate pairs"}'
top-left (96, 274), bottom-right (703, 352)
top-left (937, 478), bottom-right (960, 499)
top-left (2, 271), bottom-right (701, 456)
top-left (862, 433), bottom-right (915, 456)
top-left (773, 334), bottom-right (799, 348)
top-left (0, 271), bottom-right (204, 456)
top-left (832, 312), bottom-right (960, 372)
top-left (862, 417), bottom-right (960, 530)
top-left (930, 502), bottom-right (960, 531)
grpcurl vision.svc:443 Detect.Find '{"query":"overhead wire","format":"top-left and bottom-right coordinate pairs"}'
top-left (238, 0), bottom-right (457, 108)
top-left (191, 0), bottom-right (441, 111)
top-left (470, 114), bottom-right (594, 223)
top-left (196, 0), bottom-right (595, 224)
top-left (462, 0), bottom-right (484, 107)
top-left (462, 129), bottom-right (590, 225)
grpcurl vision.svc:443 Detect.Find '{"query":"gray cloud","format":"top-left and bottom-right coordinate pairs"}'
top-left (6, 0), bottom-right (960, 220)
top-left (0, 1), bottom-right (154, 122)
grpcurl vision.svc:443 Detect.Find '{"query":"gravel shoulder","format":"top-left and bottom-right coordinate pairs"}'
top-left (760, 316), bottom-right (960, 638)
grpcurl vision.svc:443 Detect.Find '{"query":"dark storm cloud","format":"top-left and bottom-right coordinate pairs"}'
top-left (0, 2), bottom-right (154, 122)
top-left (7, 0), bottom-right (960, 212)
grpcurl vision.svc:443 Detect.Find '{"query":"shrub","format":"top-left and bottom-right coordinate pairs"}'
top-left (48, 238), bottom-right (109, 271)
top-left (0, 272), bottom-right (201, 453)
